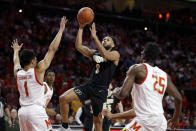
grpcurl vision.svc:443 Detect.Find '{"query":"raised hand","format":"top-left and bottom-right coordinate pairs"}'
top-left (89, 23), bottom-right (97, 38)
top-left (60, 16), bottom-right (68, 31)
top-left (11, 39), bottom-right (23, 52)
top-left (168, 118), bottom-right (179, 130)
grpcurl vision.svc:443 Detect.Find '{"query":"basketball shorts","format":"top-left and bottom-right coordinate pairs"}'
top-left (74, 83), bottom-right (108, 116)
top-left (122, 114), bottom-right (167, 131)
top-left (18, 105), bottom-right (52, 131)
top-left (102, 117), bottom-right (112, 131)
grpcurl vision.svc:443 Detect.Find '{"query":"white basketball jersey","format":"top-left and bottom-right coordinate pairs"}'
top-left (131, 63), bottom-right (168, 117)
top-left (16, 68), bottom-right (45, 107)
top-left (43, 82), bottom-right (53, 107)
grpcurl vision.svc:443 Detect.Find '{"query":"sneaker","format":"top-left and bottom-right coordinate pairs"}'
top-left (59, 127), bottom-right (71, 131)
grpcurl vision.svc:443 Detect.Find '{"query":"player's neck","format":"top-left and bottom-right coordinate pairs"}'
top-left (146, 61), bottom-right (154, 67)
top-left (46, 82), bottom-right (53, 89)
top-left (24, 65), bottom-right (33, 71)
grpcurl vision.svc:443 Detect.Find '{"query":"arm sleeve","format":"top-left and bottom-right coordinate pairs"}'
top-left (75, 107), bottom-right (83, 124)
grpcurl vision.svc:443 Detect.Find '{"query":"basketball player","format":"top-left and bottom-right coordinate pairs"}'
top-left (102, 83), bottom-right (124, 131)
top-left (11, 16), bottom-right (67, 131)
top-left (103, 42), bottom-right (182, 131)
top-left (44, 69), bottom-right (56, 117)
top-left (59, 23), bottom-right (120, 131)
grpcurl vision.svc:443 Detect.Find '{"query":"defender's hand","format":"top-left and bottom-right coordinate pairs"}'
top-left (168, 117), bottom-right (179, 130)
top-left (11, 39), bottom-right (23, 52)
top-left (89, 23), bottom-right (97, 38)
top-left (60, 16), bottom-right (68, 31)
top-left (102, 109), bottom-right (112, 119)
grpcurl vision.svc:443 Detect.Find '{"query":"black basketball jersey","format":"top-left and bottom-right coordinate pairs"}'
top-left (89, 51), bottom-right (117, 87)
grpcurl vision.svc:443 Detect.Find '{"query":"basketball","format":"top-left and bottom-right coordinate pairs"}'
top-left (77, 7), bottom-right (94, 25)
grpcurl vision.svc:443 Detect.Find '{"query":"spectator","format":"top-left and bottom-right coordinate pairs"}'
top-left (0, 96), bottom-right (12, 131)
top-left (5, 109), bottom-right (20, 131)
top-left (165, 95), bottom-right (175, 115)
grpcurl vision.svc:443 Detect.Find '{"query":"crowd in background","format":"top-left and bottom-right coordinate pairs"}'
top-left (0, 6), bottom-right (195, 130)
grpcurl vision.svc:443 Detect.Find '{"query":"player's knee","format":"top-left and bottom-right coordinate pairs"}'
top-left (93, 114), bottom-right (102, 124)
top-left (59, 94), bottom-right (69, 104)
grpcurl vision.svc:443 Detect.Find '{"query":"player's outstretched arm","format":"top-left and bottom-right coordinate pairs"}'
top-left (102, 108), bottom-right (136, 120)
top-left (11, 39), bottom-right (23, 77)
top-left (37, 16), bottom-right (67, 72)
top-left (90, 23), bottom-right (120, 61)
top-left (166, 75), bottom-right (182, 129)
top-left (75, 25), bottom-right (95, 58)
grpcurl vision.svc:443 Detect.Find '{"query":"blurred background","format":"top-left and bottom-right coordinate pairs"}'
top-left (0, 0), bottom-right (195, 130)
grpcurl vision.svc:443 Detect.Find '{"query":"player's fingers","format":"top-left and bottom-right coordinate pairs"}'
top-left (65, 19), bottom-right (68, 24)
top-left (20, 43), bottom-right (23, 48)
top-left (16, 39), bottom-right (18, 44)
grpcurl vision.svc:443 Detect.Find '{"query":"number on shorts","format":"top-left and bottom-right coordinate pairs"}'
top-left (24, 81), bottom-right (29, 96)
top-left (95, 64), bottom-right (100, 74)
top-left (152, 74), bottom-right (165, 95)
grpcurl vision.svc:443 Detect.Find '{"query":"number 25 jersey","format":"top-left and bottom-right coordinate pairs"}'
top-left (131, 63), bottom-right (168, 117)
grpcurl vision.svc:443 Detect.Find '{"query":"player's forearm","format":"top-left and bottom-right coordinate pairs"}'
top-left (5, 108), bottom-right (11, 120)
top-left (173, 97), bottom-right (182, 120)
top-left (75, 28), bottom-right (83, 50)
top-left (48, 29), bottom-right (63, 52)
top-left (110, 109), bottom-right (136, 119)
top-left (93, 36), bottom-right (109, 57)
top-left (13, 51), bottom-right (20, 65)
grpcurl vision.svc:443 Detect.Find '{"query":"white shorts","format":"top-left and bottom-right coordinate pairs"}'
top-left (122, 114), bottom-right (167, 131)
top-left (18, 105), bottom-right (52, 131)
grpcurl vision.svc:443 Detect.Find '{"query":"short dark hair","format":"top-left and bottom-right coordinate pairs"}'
top-left (110, 36), bottom-right (117, 45)
top-left (45, 69), bottom-right (55, 76)
top-left (144, 42), bottom-right (160, 63)
top-left (20, 49), bottom-right (36, 68)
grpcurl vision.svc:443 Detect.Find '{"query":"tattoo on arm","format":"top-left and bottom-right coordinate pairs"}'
top-left (83, 47), bottom-right (91, 56)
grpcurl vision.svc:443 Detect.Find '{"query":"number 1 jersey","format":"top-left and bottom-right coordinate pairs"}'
top-left (16, 68), bottom-right (45, 107)
top-left (131, 63), bottom-right (168, 117)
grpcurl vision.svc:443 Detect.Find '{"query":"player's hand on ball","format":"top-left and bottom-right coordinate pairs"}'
top-left (11, 39), bottom-right (23, 52)
top-left (89, 23), bottom-right (97, 38)
top-left (93, 55), bottom-right (104, 63)
top-left (102, 109), bottom-right (112, 119)
top-left (168, 118), bottom-right (179, 130)
top-left (112, 87), bottom-right (122, 98)
top-left (60, 16), bottom-right (68, 31)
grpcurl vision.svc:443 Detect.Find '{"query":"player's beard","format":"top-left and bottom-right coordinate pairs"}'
top-left (104, 45), bottom-right (112, 50)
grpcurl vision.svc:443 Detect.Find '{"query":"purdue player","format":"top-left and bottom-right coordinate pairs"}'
top-left (12, 17), bottom-right (67, 131)
top-left (59, 23), bottom-right (120, 131)
top-left (102, 83), bottom-right (123, 131)
top-left (103, 42), bottom-right (182, 131)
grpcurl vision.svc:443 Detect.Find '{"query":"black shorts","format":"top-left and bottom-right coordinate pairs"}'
top-left (102, 117), bottom-right (112, 131)
top-left (74, 83), bottom-right (108, 116)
